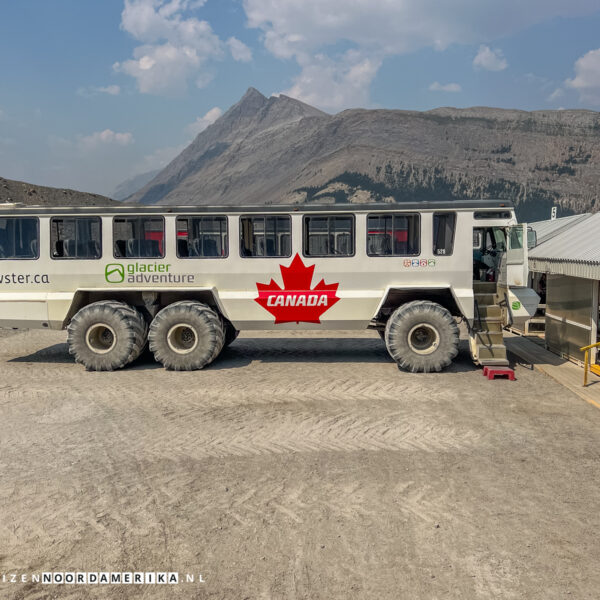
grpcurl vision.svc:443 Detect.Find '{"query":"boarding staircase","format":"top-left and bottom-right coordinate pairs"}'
top-left (469, 281), bottom-right (510, 367)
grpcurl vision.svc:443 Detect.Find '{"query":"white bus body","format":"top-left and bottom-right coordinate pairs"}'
top-left (0, 201), bottom-right (537, 372)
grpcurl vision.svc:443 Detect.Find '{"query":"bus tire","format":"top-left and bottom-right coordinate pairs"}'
top-left (99, 301), bottom-right (149, 361)
top-left (67, 301), bottom-right (148, 371)
top-left (148, 301), bottom-right (224, 371)
top-left (384, 300), bottom-right (459, 373)
top-left (222, 319), bottom-right (240, 348)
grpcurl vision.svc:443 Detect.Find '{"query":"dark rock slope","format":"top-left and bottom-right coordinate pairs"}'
top-left (0, 177), bottom-right (118, 207)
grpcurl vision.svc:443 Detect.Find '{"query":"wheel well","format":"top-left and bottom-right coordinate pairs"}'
top-left (63, 290), bottom-right (222, 328)
top-left (372, 288), bottom-right (461, 328)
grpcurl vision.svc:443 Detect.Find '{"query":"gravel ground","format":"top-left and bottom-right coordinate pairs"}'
top-left (0, 329), bottom-right (599, 600)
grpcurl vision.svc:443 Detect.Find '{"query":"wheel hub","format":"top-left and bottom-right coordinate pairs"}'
top-left (85, 323), bottom-right (117, 354)
top-left (166, 323), bottom-right (199, 354)
top-left (407, 323), bottom-right (440, 355)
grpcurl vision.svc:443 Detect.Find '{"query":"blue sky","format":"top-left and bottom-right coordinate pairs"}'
top-left (1, 0), bottom-right (599, 196)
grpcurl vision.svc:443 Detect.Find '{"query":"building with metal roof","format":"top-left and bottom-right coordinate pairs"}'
top-left (527, 212), bottom-right (599, 368)
top-left (529, 212), bottom-right (600, 280)
top-left (529, 213), bottom-right (590, 247)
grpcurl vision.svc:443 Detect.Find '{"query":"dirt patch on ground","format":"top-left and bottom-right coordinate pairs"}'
top-left (0, 329), bottom-right (599, 599)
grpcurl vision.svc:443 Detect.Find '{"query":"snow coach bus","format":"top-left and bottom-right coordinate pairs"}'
top-left (0, 200), bottom-right (538, 372)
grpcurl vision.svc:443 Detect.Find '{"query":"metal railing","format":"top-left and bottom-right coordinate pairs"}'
top-left (580, 341), bottom-right (600, 387)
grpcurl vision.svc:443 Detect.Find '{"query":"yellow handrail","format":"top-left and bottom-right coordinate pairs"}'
top-left (580, 341), bottom-right (600, 387)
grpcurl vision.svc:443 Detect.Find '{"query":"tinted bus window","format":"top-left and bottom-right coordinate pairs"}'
top-left (0, 217), bottom-right (39, 259)
top-left (240, 216), bottom-right (291, 258)
top-left (176, 216), bottom-right (228, 258)
top-left (304, 215), bottom-right (354, 257)
top-left (433, 212), bottom-right (456, 256)
top-left (367, 214), bottom-right (419, 256)
top-left (113, 216), bottom-right (164, 258)
top-left (474, 211), bottom-right (511, 220)
top-left (51, 217), bottom-right (101, 259)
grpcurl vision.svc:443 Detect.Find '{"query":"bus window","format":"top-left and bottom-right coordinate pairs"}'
top-left (113, 216), bottom-right (164, 258)
top-left (304, 215), bottom-right (354, 257)
top-left (51, 217), bottom-right (101, 259)
top-left (176, 216), bottom-right (228, 258)
top-left (474, 211), bottom-right (512, 220)
top-left (492, 228), bottom-right (506, 252)
top-left (367, 214), bottom-right (419, 257)
top-left (433, 212), bottom-right (456, 256)
top-left (240, 216), bottom-right (291, 258)
top-left (0, 217), bottom-right (39, 259)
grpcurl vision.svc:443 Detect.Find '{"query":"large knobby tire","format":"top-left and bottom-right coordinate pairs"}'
top-left (222, 319), bottom-right (240, 348)
top-left (67, 301), bottom-right (148, 371)
top-left (148, 301), bottom-right (225, 371)
top-left (385, 301), bottom-right (459, 373)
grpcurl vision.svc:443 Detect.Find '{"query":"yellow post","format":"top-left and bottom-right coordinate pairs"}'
top-left (580, 342), bottom-right (600, 387)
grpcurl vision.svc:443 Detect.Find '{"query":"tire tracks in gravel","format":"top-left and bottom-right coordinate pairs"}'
top-left (0, 331), bottom-right (484, 462)
top-left (140, 408), bottom-right (481, 459)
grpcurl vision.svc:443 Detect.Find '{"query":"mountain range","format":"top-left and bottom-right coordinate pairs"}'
top-left (126, 87), bottom-right (600, 221)
top-left (0, 176), bottom-right (117, 207)
top-left (111, 169), bottom-right (160, 202)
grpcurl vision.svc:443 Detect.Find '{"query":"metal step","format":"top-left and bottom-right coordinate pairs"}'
top-left (475, 320), bottom-right (503, 333)
top-left (477, 305), bottom-right (502, 319)
top-left (479, 357), bottom-right (511, 367)
top-left (476, 344), bottom-right (508, 361)
top-left (474, 293), bottom-right (496, 306)
top-left (473, 281), bottom-right (497, 294)
top-left (474, 330), bottom-right (504, 346)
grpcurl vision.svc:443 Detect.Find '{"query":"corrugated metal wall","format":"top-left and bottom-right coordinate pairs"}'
top-left (545, 275), bottom-right (595, 362)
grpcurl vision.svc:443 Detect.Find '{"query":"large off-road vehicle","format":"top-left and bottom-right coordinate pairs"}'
top-left (0, 201), bottom-right (538, 371)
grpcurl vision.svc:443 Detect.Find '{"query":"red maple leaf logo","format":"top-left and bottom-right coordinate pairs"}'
top-left (255, 253), bottom-right (340, 324)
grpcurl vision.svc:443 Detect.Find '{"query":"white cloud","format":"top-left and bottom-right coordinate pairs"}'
top-left (79, 129), bottom-right (134, 150)
top-left (429, 81), bottom-right (462, 93)
top-left (523, 73), bottom-right (548, 86)
top-left (473, 45), bottom-right (507, 71)
top-left (565, 48), bottom-right (600, 105)
top-left (242, 0), bottom-right (596, 109)
top-left (77, 85), bottom-right (121, 97)
top-left (227, 37), bottom-right (253, 62)
top-left (186, 106), bottom-right (223, 136)
top-left (281, 51), bottom-right (380, 111)
top-left (98, 85), bottom-right (121, 95)
top-left (114, 0), bottom-right (224, 94)
top-left (547, 87), bottom-right (564, 102)
top-left (115, 43), bottom-right (207, 94)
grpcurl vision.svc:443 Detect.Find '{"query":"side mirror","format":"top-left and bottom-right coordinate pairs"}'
top-left (527, 228), bottom-right (537, 250)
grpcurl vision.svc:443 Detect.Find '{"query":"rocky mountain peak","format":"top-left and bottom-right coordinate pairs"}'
top-left (125, 88), bottom-right (600, 221)
top-left (233, 86), bottom-right (268, 114)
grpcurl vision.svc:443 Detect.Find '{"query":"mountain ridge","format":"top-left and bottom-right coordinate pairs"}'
top-left (0, 176), bottom-right (118, 207)
top-left (125, 88), bottom-right (600, 221)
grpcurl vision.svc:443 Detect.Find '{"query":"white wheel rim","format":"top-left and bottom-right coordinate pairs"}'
top-left (85, 323), bottom-right (117, 354)
top-left (167, 323), bottom-right (198, 354)
top-left (407, 323), bottom-right (440, 355)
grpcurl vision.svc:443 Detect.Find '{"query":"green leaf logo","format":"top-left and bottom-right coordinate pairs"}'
top-left (511, 301), bottom-right (521, 311)
top-left (105, 263), bottom-right (124, 283)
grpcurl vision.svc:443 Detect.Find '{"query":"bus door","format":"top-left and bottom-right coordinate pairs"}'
top-left (498, 224), bottom-right (536, 288)
top-left (498, 223), bottom-right (540, 327)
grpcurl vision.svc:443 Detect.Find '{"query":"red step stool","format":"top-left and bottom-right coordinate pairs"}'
top-left (483, 366), bottom-right (515, 381)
